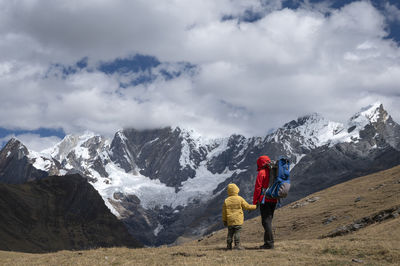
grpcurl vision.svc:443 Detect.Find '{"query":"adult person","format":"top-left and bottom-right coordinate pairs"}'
top-left (253, 155), bottom-right (278, 249)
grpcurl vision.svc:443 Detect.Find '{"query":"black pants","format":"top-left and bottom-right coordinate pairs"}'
top-left (227, 225), bottom-right (242, 247)
top-left (260, 202), bottom-right (277, 247)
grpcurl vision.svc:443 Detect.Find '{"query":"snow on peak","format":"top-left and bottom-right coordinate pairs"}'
top-left (116, 130), bottom-right (128, 142)
top-left (268, 102), bottom-right (389, 149)
top-left (270, 112), bottom-right (343, 149)
top-left (301, 119), bottom-right (344, 147)
top-left (283, 113), bottom-right (325, 129)
top-left (361, 101), bottom-right (382, 113)
top-left (348, 102), bottom-right (386, 126)
top-left (178, 127), bottom-right (215, 146)
top-left (178, 127), bottom-right (227, 169)
top-left (326, 102), bottom-right (387, 145)
top-left (43, 131), bottom-right (99, 161)
top-left (179, 129), bottom-right (200, 170)
top-left (27, 149), bottom-right (54, 172)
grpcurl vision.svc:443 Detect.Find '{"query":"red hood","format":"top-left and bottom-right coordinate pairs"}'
top-left (257, 155), bottom-right (271, 171)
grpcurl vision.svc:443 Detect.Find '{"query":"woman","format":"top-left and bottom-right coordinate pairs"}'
top-left (253, 155), bottom-right (277, 249)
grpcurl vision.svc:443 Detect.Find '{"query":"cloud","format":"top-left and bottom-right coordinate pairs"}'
top-left (0, 0), bottom-right (283, 63)
top-left (385, 2), bottom-right (400, 23)
top-left (0, 134), bottom-right (62, 151)
top-left (0, 0), bottom-right (400, 141)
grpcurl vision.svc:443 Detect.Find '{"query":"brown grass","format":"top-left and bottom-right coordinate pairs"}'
top-left (199, 164), bottom-right (400, 245)
top-left (1, 165), bottom-right (400, 265)
top-left (1, 236), bottom-right (399, 265)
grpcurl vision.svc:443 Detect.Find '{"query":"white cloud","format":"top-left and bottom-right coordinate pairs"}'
top-left (0, 0), bottom-right (282, 63)
top-left (0, 0), bottom-right (400, 140)
top-left (0, 134), bottom-right (62, 152)
top-left (385, 2), bottom-right (400, 23)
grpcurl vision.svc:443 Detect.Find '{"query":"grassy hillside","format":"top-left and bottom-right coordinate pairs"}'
top-left (197, 163), bottom-right (400, 245)
top-left (0, 165), bottom-right (399, 265)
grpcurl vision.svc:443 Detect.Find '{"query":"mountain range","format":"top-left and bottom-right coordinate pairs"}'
top-left (0, 102), bottom-right (399, 246)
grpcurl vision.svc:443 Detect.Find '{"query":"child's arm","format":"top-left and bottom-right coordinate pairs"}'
top-left (240, 197), bottom-right (257, 211)
top-left (222, 201), bottom-right (227, 226)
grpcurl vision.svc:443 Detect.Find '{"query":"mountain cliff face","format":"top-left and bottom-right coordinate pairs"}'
top-left (0, 174), bottom-right (142, 253)
top-left (0, 138), bottom-right (50, 184)
top-left (0, 102), bottom-right (399, 246)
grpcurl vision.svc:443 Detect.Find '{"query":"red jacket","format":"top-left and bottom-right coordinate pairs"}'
top-left (253, 155), bottom-right (278, 204)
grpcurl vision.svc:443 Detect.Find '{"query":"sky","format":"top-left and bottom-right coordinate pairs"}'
top-left (1, 0), bottom-right (400, 151)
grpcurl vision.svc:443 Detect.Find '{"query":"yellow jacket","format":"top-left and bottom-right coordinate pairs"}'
top-left (222, 183), bottom-right (257, 226)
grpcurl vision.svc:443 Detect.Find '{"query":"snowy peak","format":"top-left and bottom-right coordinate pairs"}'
top-left (0, 138), bottom-right (28, 161)
top-left (178, 127), bottom-right (231, 171)
top-left (283, 113), bottom-right (325, 129)
top-left (0, 138), bottom-right (50, 184)
top-left (345, 102), bottom-right (400, 150)
top-left (326, 102), bottom-right (395, 146)
top-left (268, 112), bottom-right (343, 151)
top-left (268, 103), bottom-right (396, 151)
top-left (44, 131), bottom-right (103, 162)
top-left (286, 113), bottom-right (343, 144)
top-left (35, 132), bottom-right (111, 178)
top-left (347, 102), bottom-right (387, 129)
top-left (0, 138), bottom-right (54, 174)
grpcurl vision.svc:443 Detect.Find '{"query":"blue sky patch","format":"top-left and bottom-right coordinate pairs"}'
top-left (103, 56), bottom-right (197, 87)
top-left (98, 54), bottom-right (160, 74)
top-left (46, 57), bottom-right (90, 79)
top-left (221, 8), bottom-right (264, 23)
top-left (0, 127), bottom-right (65, 149)
top-left (0, 127), bottom-right (65, 139)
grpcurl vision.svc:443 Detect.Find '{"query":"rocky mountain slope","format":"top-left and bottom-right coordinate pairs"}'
top-left (0, 174), bottom-right (142, 253)
top-left (0, 102), bottom-right (399, 246)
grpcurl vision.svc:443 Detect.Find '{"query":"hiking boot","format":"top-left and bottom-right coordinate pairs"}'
top-left (234, 245), bottom-right (244, 250)
top-left (226, 243), bottom-right (232, 250)
top-left (259, 244), bottom-right (274, 249)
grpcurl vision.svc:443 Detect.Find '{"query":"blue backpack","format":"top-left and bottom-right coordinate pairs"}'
top-left (261, 156), bottom-right (291, 203)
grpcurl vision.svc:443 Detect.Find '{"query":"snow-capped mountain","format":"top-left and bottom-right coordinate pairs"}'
top-left (0, 102), bottom-right (399, 245)
top-left (268, 102), bottom-right (393, 150)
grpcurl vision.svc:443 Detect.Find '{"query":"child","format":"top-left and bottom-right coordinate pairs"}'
top-left (222, 183), bottom-right (257, 250)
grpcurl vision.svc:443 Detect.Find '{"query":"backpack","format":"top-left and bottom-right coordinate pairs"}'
top-left (261, 156), bottom-right (291, 203)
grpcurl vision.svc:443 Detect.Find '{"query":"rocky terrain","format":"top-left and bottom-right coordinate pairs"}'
top-left (0, 174), bottom-right (142, 253)
top-left (0, 102), bottom-right (399, 246)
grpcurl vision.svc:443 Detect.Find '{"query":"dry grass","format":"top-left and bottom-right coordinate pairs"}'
top-left (1, 236), bottom-right (399, 266)
top-left (1, 165), bottom-right (400, 265)
top-left (199, 164), bottom-right (400, 246)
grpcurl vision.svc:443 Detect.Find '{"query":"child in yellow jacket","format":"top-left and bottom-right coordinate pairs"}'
top-left (222, 183), bottom-right (257, 250)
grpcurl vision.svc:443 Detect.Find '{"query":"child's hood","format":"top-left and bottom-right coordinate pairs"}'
top-left (227, 183), bottom-right (239, 196)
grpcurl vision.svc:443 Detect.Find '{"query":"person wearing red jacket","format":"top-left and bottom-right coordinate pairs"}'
top-left (253, 155), bottom-right (278, 249)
